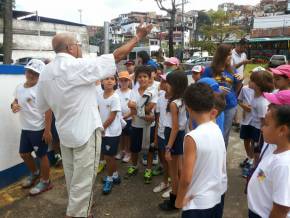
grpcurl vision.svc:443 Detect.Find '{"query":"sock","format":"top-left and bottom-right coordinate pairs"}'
top-left (112, 171), bottom-right (119, 178)
top-left (107, 176), bottom-right (113, 182)
top-left (33, 170), bottom-right (40, 176)
top-left (146, 168), bottom-right (152, 172)
top-left (248, 159), bottom-right (254, 165)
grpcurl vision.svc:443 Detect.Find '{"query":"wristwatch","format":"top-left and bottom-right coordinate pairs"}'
top-left (165, 146), bottom-right (172, 152)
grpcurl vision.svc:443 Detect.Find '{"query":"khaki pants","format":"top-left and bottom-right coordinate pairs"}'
top-left (60, 130), bottom-right (101, 217)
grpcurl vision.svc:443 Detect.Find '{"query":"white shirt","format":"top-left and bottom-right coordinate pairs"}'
top-left (97, 92), bottom-right (122, 137)
top-left (238, 85), bottom-right (254, 125)
top-left (248, 149), bottom-right (290, 218)
top-left (36, 53), bottom-right (116, 148)
top-left (156, 90), bottom-right (168, 139)
top-left (130, 87), bottom-right (157, 128)
top-left (14, 83), bottom-right (45, 131)
top-left (183, 121), bottom-right (226, 210)
top-left (116, 89), bottom-right (132, 120)
top-left (163, 99), bottom-right (187, 130)
top-left (231, 49), bottom-right (247, 77)
top-left (249, 96), bottom-right (269, 129)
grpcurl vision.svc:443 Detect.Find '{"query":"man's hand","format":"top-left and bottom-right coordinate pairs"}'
top-left (42, 130), bottom-right (52, 145)
top-left (11, 103), bottom-right (21, 113)
top-left (136, 21), bottom-right (153, 40)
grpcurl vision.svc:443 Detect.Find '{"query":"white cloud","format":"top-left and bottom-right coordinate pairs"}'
top-left (16, 0), bottom-right (261, 26)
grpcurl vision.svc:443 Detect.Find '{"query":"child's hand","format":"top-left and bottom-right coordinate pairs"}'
top-left (11, 103), bottom-right (21, 113)
top-left (175, 195), bottom-right (194, 208)
top-left (234, 74), bottom-right (243, 81)
top-left (42, 130), bottom-right (52, 145)
top-left (165, 150), bottom-right (172, 161)
top-left (243, 104), bottom-right (251, 112)
top-left (128, 101), bottom-right (137, 109)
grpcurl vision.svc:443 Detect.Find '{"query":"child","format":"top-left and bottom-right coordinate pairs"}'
top-left (127, 65), bottom-right (157, 184)
top-left (244, 70), bottom-right (274, 177)
top-left (11, 59), bottom-right (53, 196)
top-left (153, 75), bottom-right (170, 195)
top-left (175, 83), bottom-right (226, 217)
top-left (270, 64), bottom-right (290, 91)
top-left (159, 71), bottom-right (188, 211)
top-left (247, 103), bottom-right (290, 218)
top-left (115, 71), bottom-right (132, 163)
top-left (97, 76), bottom-right (122, 194)
top-left (238, 67), bottom-right (263, 171)
top-left (191, 65), bottom-right (204, 83)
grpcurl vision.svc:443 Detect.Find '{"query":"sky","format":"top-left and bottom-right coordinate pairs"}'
top-left (16, 0), bottom-right (261, 26)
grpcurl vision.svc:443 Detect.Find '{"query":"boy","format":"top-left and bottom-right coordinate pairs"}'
top-left (175, 83), bottom-right (226, 217)
top-left (11, 59), bottom-right (53, 196)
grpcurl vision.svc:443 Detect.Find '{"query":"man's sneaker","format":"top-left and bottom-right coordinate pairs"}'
top-left (153, 182), bottom-right (169, 193)
top-left (122, 153), bottom-right (131, 163)
top-left (54, 153), bottom-right (62, 167)
top-left (115, 152), bottom-right (124, 160)
top-left (22, 172), bottom-right (39, 189)
top-left (142, 153), bottom-right (147, 166)
top-left (126, 166), bottom-right (138, 177)
top-left (103, 178), bottom-right (113, 195)
top-left (153, 152), bottom-right (159, 165)
top-left (144, 169), bottom-right (153, 184)
top-left (162, 187), bottom-right (172, 199)
top-left (29, 180), bottom-right (53, 196)
top-left (97, 162), bottom-right (106, 174)
top-left (112, 175), bottom-right (121, 185)
top-left (152, 165), bottom-right (163, 176)
top-left (239, 158), bottom-right (249, 168)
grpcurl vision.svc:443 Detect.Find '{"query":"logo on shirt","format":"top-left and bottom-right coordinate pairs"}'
top-left (33, 146), bottom-right (39, 152)
top-left (105, 144), bottom-right (111, 151)
top-left (257, 169), bottom-right (266, 182)
top-left (125, 98), bottom-right (129, 102)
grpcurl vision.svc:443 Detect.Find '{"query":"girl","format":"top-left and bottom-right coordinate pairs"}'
top-left (159, 71), bottom-right (188, 211)
top-left (247, 104), bottom-right (290, 218)
top-left (115, 71), bottom-right (132, 163)
top-left (97, 76), bottom-right (122, 195)
top-left (247, 70), bottom-right (274, 167)
top-left (127, 65), bottom-right (157, 184)
top-left (270, 65), bottom-right (290, 91)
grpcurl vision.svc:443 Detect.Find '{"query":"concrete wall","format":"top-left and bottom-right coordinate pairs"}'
top-left (0, 19), bottom-right (89, 61)
top-left (253, 14), bottom-right (290, 29)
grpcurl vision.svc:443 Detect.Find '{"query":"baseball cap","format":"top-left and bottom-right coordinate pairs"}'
top-left (124, 60), bottom-right (134, 65)
top-left (160, 73), bottom-right (167, 81)
top-left (198, 77), bottom-right (221, 93)
top-left (251, 66), bottom-right (266, 72)
top-left (269, 65), bottom-right (290, 78)
top-left (164, 57), bottom-right (180, 66)
top-left (191, 65), bottom-right (204, 73)
top-left (24, 59), bottom-right (45, 74)
top-left (118, 71), bottom-right (131, 80)
top-left (263, 90), bottom-right (290, 105)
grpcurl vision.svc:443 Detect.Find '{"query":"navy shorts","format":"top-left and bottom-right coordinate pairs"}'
top-left (158, 136), bottom-right (166, 152)
top-left (19, 129), bottom-right (48, 158)
top-left (240, 125), bottom-right (261, 142)
top-left (122, 119), bottom-right (132, 136)
top-left (101, 136), bottom-right (120, 156)
top-left (130, 126), bottom-right (155, 153)
top-left (182, 204), bottom-right (218, 218)
top-left (164, 127), bottom-right (185, 155)
top-left (51, 113), bottom-right (60, 145)
top-left (248, 210), bottom-right (261, 218)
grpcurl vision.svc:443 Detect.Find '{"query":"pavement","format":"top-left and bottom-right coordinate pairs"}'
top-left (0, 130), bottom-right (248, 218)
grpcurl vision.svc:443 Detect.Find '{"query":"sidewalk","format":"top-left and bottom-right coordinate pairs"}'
top-left (0, 131), bottom-right (248, 218)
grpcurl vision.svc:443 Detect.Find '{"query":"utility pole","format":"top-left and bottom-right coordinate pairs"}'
top-left (180, 0), bottom-right (189, 62)
top-left (104, 21), bottom-right (110, 54)
top-left (78, 9), bottom-right (82, 24)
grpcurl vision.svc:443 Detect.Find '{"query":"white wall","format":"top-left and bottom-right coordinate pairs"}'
top-left (253, 14), bottom-right (290, 28)
top-left (0, 75), bottom-right (25, 171)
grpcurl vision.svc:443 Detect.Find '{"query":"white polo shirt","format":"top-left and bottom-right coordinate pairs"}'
top-left (163, 99), bottom-right (187, 131)
top-left (231, 49), bottom-right (247, 77)
top-left (156, 90), bottom-right (168, 139)
top-left (36, 53), bottom-right (116, 148)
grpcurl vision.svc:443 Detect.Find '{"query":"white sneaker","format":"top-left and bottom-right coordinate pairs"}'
top-left (153, 182), bottom-right (169, 193)
top-left (162, 187), bottom-right (172, 199)
top-left (122, 153), bottom-right (131, 163)
top-left (115, 152), bottom-right (124, 160)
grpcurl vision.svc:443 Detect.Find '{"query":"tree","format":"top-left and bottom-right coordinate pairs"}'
top-left (155, 0), bottom-right (180, 57)
top-left (0, 0), bottom-right (13, 64)
top-left (201, 10), bottom-right (244, 43)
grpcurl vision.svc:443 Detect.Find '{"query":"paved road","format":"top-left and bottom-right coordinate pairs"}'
top-left (0, 131), bottom-right (248, 218)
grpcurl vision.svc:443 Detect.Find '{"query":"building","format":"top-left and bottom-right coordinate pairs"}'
top-left (0, 10), bottom-right (90, 61)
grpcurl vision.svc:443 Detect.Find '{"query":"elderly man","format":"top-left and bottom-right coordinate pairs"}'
top-left (37, 23), bottom-right (152, 218)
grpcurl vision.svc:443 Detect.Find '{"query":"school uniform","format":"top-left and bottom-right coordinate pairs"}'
top-left (163, 98), bottom-right (187, 155)
top-left (155, 90), bottom-right (168, 151)
top-left (182, 121), bottom-right (227, 218)
top-left (247, 149), bottom-right (290, 218)
top-left (14, 83), bottom-right (48, 158)
top-left (130, 87), bottom-right (157, 153)
top-left (116, 89), bottom-right (132, 136)
top-left (97, 92), bottom-right (122, 156)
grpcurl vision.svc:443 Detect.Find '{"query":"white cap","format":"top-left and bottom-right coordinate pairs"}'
top-left (191, 65), bottom-right (204, 73)
top-left (24, 59), bottom-right (45, 74)
top-left (252, 66), bottom-right (266, 73)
